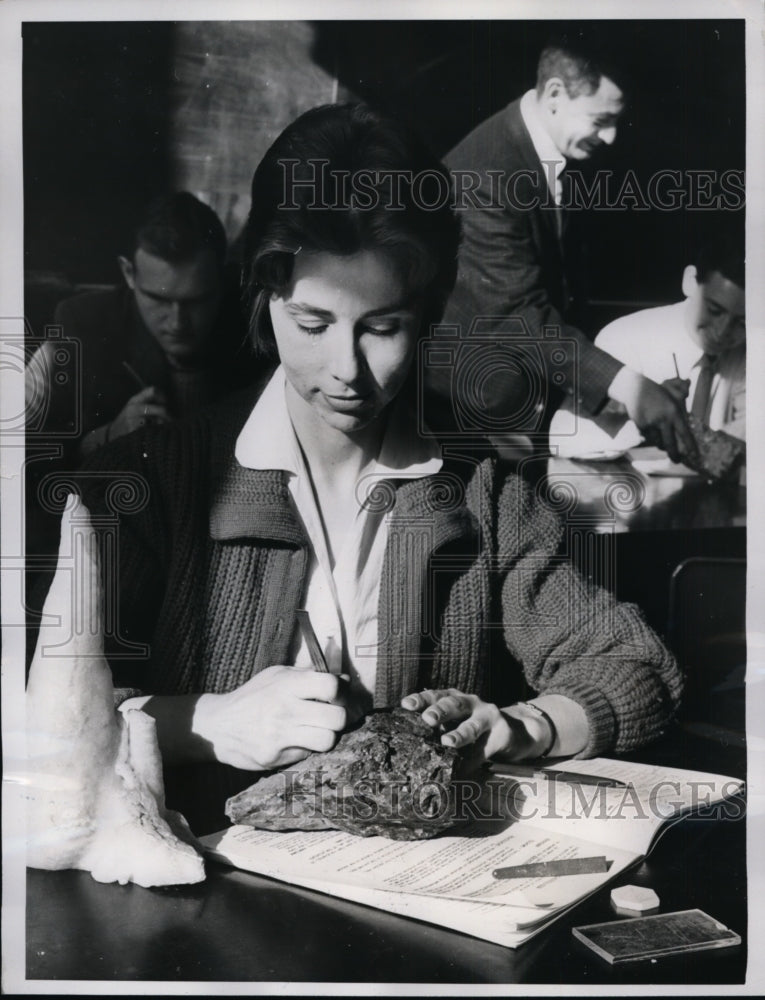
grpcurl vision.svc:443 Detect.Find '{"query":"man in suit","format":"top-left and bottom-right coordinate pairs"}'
top-left (431, 30), bottom-right (696, 463)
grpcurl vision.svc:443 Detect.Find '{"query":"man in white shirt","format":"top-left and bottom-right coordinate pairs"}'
top-left (550, 228), bottom-right (746, 454)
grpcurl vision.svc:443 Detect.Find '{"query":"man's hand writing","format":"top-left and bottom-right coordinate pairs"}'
top-left (661, 376), bottom-right (691, 403)
top-left (611, 369), bottom-right (697, 464)
top-left (109, 385), bottom-right (169, 440)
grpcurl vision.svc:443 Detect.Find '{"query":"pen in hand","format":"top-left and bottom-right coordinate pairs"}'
top-left (664, 354), bottom-right (691, 408)
top-left (295, 610), bottom-right (363, 723)
top-left (296, 609), bottom-right (331, 673)
top-left (121, 360), bottom-right (148, 390)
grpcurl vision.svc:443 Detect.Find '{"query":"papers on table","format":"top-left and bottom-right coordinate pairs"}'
top-left (201, 758), bottom-right (743, 949)
top-left (629, 446), bottom-right (700, 477)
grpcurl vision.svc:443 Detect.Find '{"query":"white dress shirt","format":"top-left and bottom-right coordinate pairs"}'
top-left (235, 368), bottom-right (443, 708)
top-left (595, 302), bottom-right (745, 435)
top-left (550, 301), bottom-right (746, 454)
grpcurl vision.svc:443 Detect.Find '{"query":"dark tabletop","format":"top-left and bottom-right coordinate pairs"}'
top-left (25, 724), bottom-right (748, 987)
top-left (545, 455), bottom-right (746, 534)
top-left (22, 451), bottom-right (750, 988)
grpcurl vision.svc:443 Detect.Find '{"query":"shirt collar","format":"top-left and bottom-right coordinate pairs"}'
top-left (235, 367), bottom-right (443, 480)
top-left (519, 89), bottom-right (567, 202)
top-left (235, 366), bottom-right (303, 474)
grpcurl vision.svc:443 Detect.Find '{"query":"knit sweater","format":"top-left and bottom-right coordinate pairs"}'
top-left (78, 383), bottom-right (682, 759)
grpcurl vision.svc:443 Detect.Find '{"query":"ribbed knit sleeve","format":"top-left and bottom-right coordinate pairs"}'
top-left (495, 472), bottom-right (683, 756)
top-left (74, 385), bottom-right (297, 698)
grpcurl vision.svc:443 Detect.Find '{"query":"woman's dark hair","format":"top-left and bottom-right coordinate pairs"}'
top-left (241, 103), bottom-right (461, 358)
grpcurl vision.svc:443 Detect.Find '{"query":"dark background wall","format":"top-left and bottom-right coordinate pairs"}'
top-left (23, 22), bottom-right (175, 287)
top-left (23, 19), bottom-right (745, 321)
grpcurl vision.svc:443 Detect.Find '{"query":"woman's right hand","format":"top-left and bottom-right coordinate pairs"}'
top-left (191, 664), bottom-right (348, 770)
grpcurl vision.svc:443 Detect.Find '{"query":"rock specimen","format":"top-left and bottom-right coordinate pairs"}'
top-left (226, 708), bottom-right (462, 840)
top-left (24, 495), bottom-right (205, 887)
top-left (686, 415), bottom-right (745, 480)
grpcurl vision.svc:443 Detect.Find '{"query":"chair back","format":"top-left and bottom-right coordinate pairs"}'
top-left (667, 556), bottom-right (746, 732)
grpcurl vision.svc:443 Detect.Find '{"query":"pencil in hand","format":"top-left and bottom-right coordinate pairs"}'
top-left (296, 609), bottom-right (330, 673)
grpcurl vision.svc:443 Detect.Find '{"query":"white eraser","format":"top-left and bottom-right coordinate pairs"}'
top-left (610, 885), bottom-right (660, 915)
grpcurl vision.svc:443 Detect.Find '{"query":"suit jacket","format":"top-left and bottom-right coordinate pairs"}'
top-left (430, 99), bottom-right (622, 429)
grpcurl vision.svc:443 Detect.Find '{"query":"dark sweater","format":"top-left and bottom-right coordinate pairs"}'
top-left (45, 285), bottom-right (257, 457)
top-left (77, 385), bottom-right (682, 760)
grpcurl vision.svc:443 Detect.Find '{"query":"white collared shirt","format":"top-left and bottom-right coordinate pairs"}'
top-left (596, 302), bottom-right (746, 434)
top-left (235, 368), bottom-right (443, 707)
top-left (550, 301), bottom-right (746, 452)
top-left (519, 89), bottom-right (567, 206)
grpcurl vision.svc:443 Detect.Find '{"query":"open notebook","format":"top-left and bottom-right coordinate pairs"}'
top-left (201, 758), bottom-right (744, 949)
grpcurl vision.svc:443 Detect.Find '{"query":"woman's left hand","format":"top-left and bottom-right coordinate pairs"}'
top-left (401, 688), bottom-right (533, 761)
top-left (401, 688), bottom-right (561, 761)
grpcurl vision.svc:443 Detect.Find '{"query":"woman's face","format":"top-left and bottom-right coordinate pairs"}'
top-left (269, 249), bottom-right (422, 434)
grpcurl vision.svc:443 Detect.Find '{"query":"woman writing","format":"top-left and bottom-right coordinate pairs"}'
top-left (77, 104), bottom-right (681, 804)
